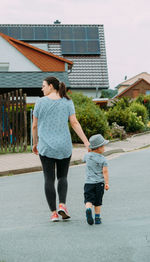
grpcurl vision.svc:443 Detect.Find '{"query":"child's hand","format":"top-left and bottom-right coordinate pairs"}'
top-left (105, 184), bottom-right (109, 190)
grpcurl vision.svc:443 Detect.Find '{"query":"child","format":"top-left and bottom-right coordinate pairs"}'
top-left (83, 134), bottom-right (109, 225)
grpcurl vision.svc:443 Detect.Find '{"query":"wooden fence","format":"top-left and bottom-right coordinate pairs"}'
top-left (0, 89), bottom-right (27, 153)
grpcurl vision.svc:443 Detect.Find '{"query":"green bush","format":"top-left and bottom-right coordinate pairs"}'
top-left (135, 95), bottom-right (150, 119)
top-left (106, 107), bottom-right (145, 133)
top-left (69, 92), bottom-right (110, 143)
top-left (126, 111), bottom-right (145, 132)
top-left (129, 102), bottom-right (148, 124)
top-left (100, 89), bottom-right (117, 98)
top-left (106, 106), bottom-right (129, 128)
top-left (111, 97), bottom-right (131, 109)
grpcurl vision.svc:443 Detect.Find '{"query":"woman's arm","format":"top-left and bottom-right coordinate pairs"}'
top-left (69, 114), bottom-right (89, 149)
top-left (32, 116), bottom-right (38, 155)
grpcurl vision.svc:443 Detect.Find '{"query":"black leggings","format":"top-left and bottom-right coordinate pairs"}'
top-left (39, 154), bottom-right (71, 212)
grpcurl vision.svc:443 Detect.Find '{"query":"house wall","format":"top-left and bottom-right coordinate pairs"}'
top-left (0, 36), bottom-right (41, 71)
top-left (71, 88), bottom-right (101, 98)
top-left (118, 80), bottom-right (150, 98)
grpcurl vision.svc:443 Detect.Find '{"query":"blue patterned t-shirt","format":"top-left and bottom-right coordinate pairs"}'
top-left (33, 96), bottom-right (75, 159)
top-left (83, 152), bottom-right (108, 184)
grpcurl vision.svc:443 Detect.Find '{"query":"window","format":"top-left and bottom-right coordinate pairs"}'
top-left (146, 90), bottom-right (150, 95)
top-left (0, 63), bottom-right (9, 71)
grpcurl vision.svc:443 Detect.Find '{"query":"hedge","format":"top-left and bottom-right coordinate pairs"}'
top-left (69, 92), bottom-right (110, 142)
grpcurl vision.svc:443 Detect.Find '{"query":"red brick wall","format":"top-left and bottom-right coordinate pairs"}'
top-left (119, 80), bottom-right (150, 98)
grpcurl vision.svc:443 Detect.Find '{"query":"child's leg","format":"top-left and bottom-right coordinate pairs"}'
top-left (94, 205), bottom-right (102, 224)
top-left (84, 184), bottom-right (94, 225)
top-left (85, 202), bottom-right (94, 225)
top-left (94, 205), bottom-right (101, 214)
top-left (85, 202), bottom-right (92, 209)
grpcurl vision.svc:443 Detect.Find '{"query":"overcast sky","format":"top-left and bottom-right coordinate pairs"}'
top-left (0, 0), bottom-right (150, 89)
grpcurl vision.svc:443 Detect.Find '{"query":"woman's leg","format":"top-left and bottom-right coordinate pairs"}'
top-left (56, 156), bottom-right (71, 204)
top-left (39, 155), bottom-right (56, 212)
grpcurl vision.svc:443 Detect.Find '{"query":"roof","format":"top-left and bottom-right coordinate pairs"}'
top-left (118, 72), bottom-right (150, 87)
top-left (0, 72), bottom-right (71, 88)
top-left (115, 78), bottom-right (150, 98)
top-left (0, 32), bottom-right (73, 71)
top-left (0, 24), bottom-right (101, 55)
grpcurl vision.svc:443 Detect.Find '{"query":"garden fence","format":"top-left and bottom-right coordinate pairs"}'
top-left (0, 89), bottom-right (27, 153)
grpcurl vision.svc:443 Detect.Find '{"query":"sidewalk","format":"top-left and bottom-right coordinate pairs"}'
top-left (1, 132), bottom-right (150, 176)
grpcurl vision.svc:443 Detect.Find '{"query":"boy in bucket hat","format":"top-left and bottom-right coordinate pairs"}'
top-left (83, 134), bottom-right (109, 225)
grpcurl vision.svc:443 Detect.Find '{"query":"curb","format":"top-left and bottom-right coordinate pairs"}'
top-left (0, 148), bottom-right (124, 177)
top-left (0, 166), bottom-right (42, 177)
top-left (103, 148), bottom-right (124, 156)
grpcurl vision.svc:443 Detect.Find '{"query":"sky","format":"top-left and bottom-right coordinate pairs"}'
top-left (0, 0), bottom-right (150, 89)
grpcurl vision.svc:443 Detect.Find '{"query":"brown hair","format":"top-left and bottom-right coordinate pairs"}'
top-left (44, 76), bottom-right (70, 100)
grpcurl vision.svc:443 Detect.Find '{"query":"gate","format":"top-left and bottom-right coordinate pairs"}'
top-left (0, 89), bottom-right (27, 153)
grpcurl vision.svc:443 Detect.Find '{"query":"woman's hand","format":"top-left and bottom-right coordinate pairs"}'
top-left (32, 144), bottom-right (39, 155)
top-left (84, 141), bottom-right (90, 151)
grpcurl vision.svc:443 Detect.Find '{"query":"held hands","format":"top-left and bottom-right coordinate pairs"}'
top-left (84, 141), bottom-right (90, 151)
top-left (105, 183), bottom-right (109, 191)
top-left (32, 144), bottom-right (39, 155)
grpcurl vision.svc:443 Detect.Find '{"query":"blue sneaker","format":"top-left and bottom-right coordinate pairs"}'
top-left (86, 208), bottom-right (94, 225)
top-left (95, 217), bottom-right (102, 224)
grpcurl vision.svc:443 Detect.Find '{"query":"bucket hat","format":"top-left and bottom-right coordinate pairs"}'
top-left (89, 134), bottom-right (109, 149)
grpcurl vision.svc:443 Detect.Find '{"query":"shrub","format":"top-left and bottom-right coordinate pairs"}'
top-left (126, 111), bottom-right (145, 132)
top-left (106, 106), bottom-right (129, 128)
top-left (135, 94), bottom-right (150, 119)
top-left (69, 92), bottom-right (110, 143)
top-left (100, 89), bottom-right (117, 98)
top-left (111, 97), bottom-right (131, 109)
top-left (106, 107), bottom-right (145, 133)
top-left (129, 102), bottom-right (148, 124)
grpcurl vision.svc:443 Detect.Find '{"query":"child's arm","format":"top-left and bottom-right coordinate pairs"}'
top-left (103, 166), bottom-right (109, 190)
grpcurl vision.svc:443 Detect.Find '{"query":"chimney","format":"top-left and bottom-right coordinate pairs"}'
top-left (54, 20), bottom-right (61, 25)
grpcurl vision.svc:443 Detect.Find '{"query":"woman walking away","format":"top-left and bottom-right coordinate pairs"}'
top-left (32, 77), bottom-right (89, 222)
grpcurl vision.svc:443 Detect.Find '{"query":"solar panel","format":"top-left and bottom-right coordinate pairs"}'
top-left (73, 27), bottom-right (86, 40)
top-left (0, 25), bottom-right (101, 55)
top-left (74, 41), bottom-right (87, 54)
top-left (61, 41), bottom-right (74, 54)
top-left (61, 40), bottom-right (100, 55)
top-left (8, 27), bottom-right (21, 38)
top-left (86, 27), bottom-right (99, 39)
top-left (21, 27), bottom-right (34, 40)
top-left (47, 27), bottom-right (60, 40)
top-left (34, 27), bottom-right (47, 40)
top-left (60, 27), bottom-right (73, 40)
top-left (0, 26), bottom-right (9, 35)
top-left (87, 40), bottom-right (100, 54)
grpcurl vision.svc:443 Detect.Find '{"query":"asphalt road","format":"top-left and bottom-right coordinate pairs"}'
top-left (0, 149), bottom-right (150, 262)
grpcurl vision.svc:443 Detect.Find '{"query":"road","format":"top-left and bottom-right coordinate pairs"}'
top-left (0, 149), bottom-right (150, 262)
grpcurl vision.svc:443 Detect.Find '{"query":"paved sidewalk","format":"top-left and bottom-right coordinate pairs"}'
top-left (0, 132), bottom-right (150, 176)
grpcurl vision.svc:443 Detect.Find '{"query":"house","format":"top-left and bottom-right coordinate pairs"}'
top-left (0, 22), bottom-right (109, 97)
top-left (0, 32), bottom-right (73, 102)
top-left (115, 72), bottom-right (150, 99)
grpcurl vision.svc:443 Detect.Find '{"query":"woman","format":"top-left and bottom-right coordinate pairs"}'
top-left (32, 77), bottom-right (89, 222)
